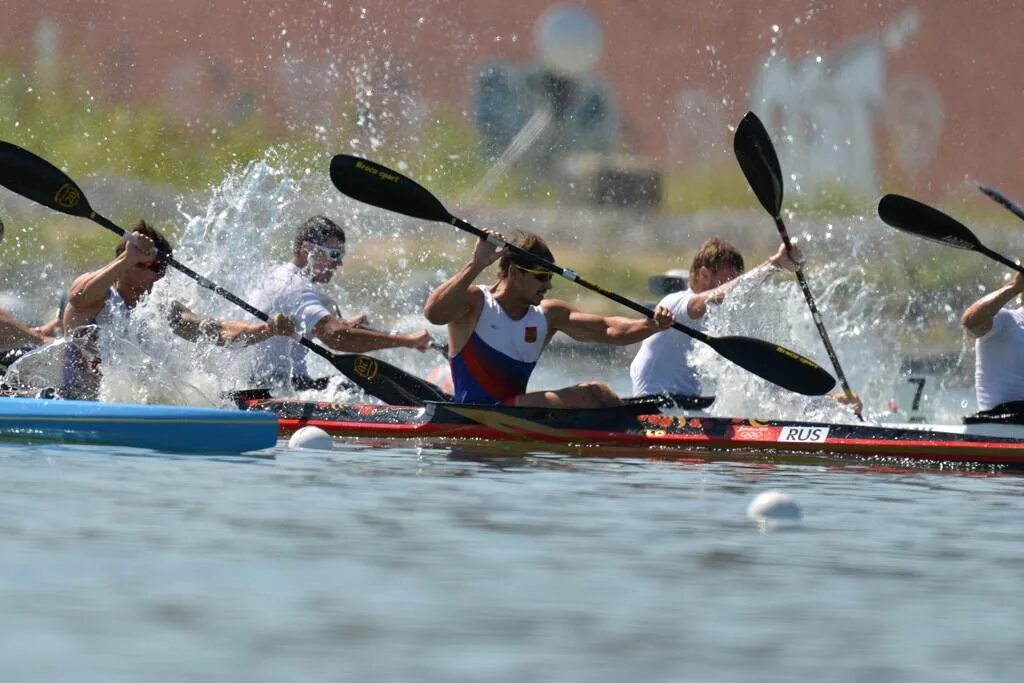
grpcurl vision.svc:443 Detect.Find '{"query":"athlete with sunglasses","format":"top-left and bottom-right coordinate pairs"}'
top-left (424, 230), bottom-right (674, 408)
top-left (247, 215), bottom-right (432, 389)
top-left (61, 220), bottom-right (295, 399)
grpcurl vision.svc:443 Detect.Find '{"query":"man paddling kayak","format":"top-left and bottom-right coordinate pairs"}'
top-left (248, 216), bottom-right (432, 389)
top-left (424, 230), bottom-right (673, 408)
top-left (61, 221), bottom-right (294, 399)
top-left (962, 271), bottom-right (1024, 412)
top-left (630, 237), bottom-right (801, 396)
top-left (631, 236), bottom-right (863, 413)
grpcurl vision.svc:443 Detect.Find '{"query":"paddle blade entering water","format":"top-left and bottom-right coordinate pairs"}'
top-left (733, 111), bottom-right (784, 216)
top-left (878, 194), bottom-right (982, 251)
top-left (0, 141), bottom-right (94, 218)
top-left (709, 335), bottom-right (836, 396)
top-left (329, 352), bottom-right (451, 406)
top-left (330, 155), bottom-right (452, 223)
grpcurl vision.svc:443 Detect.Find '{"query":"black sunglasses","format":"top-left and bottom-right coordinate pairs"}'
top-left (137, 259), bottom-right (167, 276)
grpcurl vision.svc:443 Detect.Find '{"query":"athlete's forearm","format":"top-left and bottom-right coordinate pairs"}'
top-left (318, 325), bottom-right (416, 353)
top-left (601, 316), bottom-right (666, 345)
top-left (962, 283), bottom-right (1020, 335)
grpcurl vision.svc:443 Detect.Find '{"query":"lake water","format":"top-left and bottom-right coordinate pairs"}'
top-left (2, 433), bottom-right (1024, 683)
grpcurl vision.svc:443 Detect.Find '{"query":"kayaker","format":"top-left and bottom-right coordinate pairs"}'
top-left (630, 236), bottom-right (803, 397)
top-left (424, 229), bottom-right (674, 408)
top-left (61, 221), bottom-right (295, 399)
top-left (961, 270), bottom-right (1024, 412)
top-left (247, 215), bottom-right (432, 389)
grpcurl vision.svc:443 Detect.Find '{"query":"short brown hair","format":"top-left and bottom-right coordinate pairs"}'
top-left (498, 231), bottom-right (554, 277)
top-left (294, 215), bottom-right (346, 253)
top-left (115, 220), bottom-right (173, 257)
top-left (690, 237), bottom-right (744, 275)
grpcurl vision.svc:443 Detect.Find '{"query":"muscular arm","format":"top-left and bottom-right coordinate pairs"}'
top-left (687, 260), bottom-right (783, 319)
top-left (313, 314), bottom-right (427, 352)
top-left (424, 232), bottom-right (503, 325)
top-left (63, 253), bottom-right (134, 330)
top-left (0, 309), bottom-right (47, 349)
top-left (423, 261), bottom-right (490, 325)
top-left (962, 274), bottom-right (1023, 337)
top-left (544, 300), bottom-right (671, 345)
top-left (168, 302), bottom-right (293, 346)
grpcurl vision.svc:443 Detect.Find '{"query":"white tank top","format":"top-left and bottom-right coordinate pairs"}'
top-left (975, 308), bottom-right (1024, 410)
top-left (630, 289), bottom-right (702, 396)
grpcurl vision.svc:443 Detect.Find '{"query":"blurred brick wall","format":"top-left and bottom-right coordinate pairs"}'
top-left (1, 0), bottom-right (1019, 199)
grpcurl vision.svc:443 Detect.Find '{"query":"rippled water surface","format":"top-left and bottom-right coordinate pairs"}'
top-left (2, 437), bottom-right (1024, 683)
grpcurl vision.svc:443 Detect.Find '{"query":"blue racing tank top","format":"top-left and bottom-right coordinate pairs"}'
top-left (450, 285), bottom-right (548, 404)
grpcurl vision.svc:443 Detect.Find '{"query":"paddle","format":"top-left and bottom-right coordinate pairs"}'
top-left (328, 155), bottom-right (836, 396)
top-left (877, 193), bottom-right (1024, 273)
top-left (733, 111), bottom-right (861, 415)
top-left (979, 184), bottom-right (1024, 223)
top-left (0, 140), bottom-right (449, 406)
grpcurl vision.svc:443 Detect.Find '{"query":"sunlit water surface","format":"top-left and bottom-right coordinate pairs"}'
top-left (2, 433), bottom-right (1024, 683)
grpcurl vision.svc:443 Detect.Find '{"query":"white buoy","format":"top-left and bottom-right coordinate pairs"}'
top-left (288, 426), bottom-right (334, 451)
top-left (747, 490), bottom-right (802, 528)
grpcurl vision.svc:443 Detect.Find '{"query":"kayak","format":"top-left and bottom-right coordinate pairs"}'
top-left (243, 398), bottom-right (1024, 466)
top-left (0, 397), bottom-right (278, 453)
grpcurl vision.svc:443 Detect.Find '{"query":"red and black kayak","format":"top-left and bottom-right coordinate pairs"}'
top-left (243, 397), bottom-right (1024, 466)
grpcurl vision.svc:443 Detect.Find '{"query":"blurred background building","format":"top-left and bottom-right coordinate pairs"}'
top-left (0, 1), bottom-right (1017, 204)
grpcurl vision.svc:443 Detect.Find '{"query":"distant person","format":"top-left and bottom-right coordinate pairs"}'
top-left (61, 220), bottom-right (294, 399)
top-left (961, 270), bottom-right (1024, 412)
top-left (424, 229), bottom-right (673, 408)
top-left (248, 216), bottom-right (432, 389)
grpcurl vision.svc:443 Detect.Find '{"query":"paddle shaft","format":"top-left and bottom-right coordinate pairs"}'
top-left (90, 211), bottom-right (350, 367)
top-left (450, 218), bottom-right (715, 345)
top-left (978, 186), bottom-right (1024, 272)
top-left (773, 216), bottom-right (859, 404)
top-left (980, 185), bottom-right (1024, 223)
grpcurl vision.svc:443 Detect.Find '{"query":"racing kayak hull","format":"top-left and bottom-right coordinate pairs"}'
top-left (246, 399), bottom-right (1024, 466)
top-left (0, 397), bottom-right (278, 453)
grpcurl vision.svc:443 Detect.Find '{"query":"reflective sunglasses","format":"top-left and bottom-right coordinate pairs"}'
top-left (515, 264), bottom-right (553, 283)
top-left (306, 242), bottom-right (345, 262)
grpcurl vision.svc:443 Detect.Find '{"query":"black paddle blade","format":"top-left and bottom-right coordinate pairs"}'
top-left (709, 335), bottom-right (836, 396)
top-left (877, 194), bottom-right (982, 251)
top-left (330, 155), bottom-right (452, 223)
top-left (0, 141), bottom-right (94, 218)
top-left (733, 111), bottom-right (784, 216)
top-left (329, 352), bottom-right (451, 406)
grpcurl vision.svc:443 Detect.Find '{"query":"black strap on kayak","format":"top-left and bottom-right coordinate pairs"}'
top-left (964, 401), bottom-right (1024, 425)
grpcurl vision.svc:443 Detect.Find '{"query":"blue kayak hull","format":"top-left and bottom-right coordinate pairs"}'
top-left (0, 397), bottom-right (278, 453)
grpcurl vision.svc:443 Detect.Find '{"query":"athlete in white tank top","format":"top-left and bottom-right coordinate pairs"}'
top-left (962, 272), bottom-right (1024, 411)
top-left (630, 289), bottom-right (703, 396)
top-left (629, 238), bottom-right (803, 398)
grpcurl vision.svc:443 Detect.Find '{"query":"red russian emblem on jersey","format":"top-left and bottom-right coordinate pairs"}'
top-left (524, 326), bottom-right (537, 342)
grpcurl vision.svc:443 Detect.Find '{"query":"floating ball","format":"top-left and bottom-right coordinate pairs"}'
top-left (288, 426), bottom-right (333, 451)
top-left (747, 490), bottom-right (802, 527)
